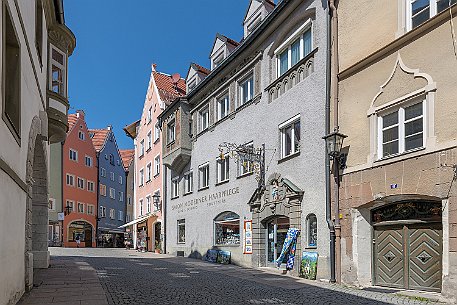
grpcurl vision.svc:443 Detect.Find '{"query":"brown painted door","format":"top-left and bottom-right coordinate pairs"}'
top-left (374, 224), bottom-right (442, 292)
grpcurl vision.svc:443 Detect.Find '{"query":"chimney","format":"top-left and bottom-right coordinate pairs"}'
top-left (107, 125), bottom-right (112, 131)
top-left (151, 63), bottom-right (157, 72)
top-left (76, 110), bottom-right (85, 119)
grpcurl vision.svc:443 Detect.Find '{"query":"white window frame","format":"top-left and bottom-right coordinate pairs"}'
top-left (101, 167), bottom-right (106, 177)
top-left (216, 155), bottom-right (230, 184)
top-left (146, 162), bottom-right (152, 182)
top-left (87, 180), bottom-right (95, 192)
top-left (154, 155), bottom-right (160, 177)
top-left (239, 73), bottom-right (254, 106)
top-left (177, 219), bottom-right (186, 243)
top-left (118, 210), bottom-right (123, 221)
top-left (376, 99), bottom-right (426, 159)
top-left (217, 93), bottom-right (230, 121)
top-left (87, 204), bottom-right (94, 215)
top-left (77, 177), bottom-right (85, 190)
top-left (139, 199), bottom-right (144, 216)
top-left (406, 0), bottom-right (456, 31)
top-left (109, 187), bottom-right (115, 199)
top-left (109, 208), bottom-right (115, 219)
top-left (99, 206), bottom-right (106, 218)
top-left (147, 130), bottom-right (152, 150)
top-left (167, 120), bottom-right (176, 144)
top-left (184, 171), bottom-right (193, 194)
top-left (49, 198), bottom-right (56, 211)
top-left (147, 106), bottom-right (152, 124)
top-left (275, 19), bottom-right (313, 77)
top-left (77, 202), bottom-right (84, 214)
top-left (66, 174), bottom-right (75, 187)
top-left (66, 200), bottom-right (75, 213)
top-left (279, 114), bottom-right (301, 159)
top-left (49, 44), bottom-right (66, 97)
top-left (69, 149), bottom-right (78, 161)
top-left (119, 191), bottom-right (124, 202)
top-left (85, 155), bottom-right (92, 167)
top-left (146, 195), bottom-right (151, 213)
top-left (171, 177), bottom-right (180, 199)
top-left (100, 184), bottom-right (107, 196)
top-left (110, 172), bottom-right (115, 181)
top-left (78, 131), bottom-right (85, 140)
top-left (199, 106), bottom-right (209, 132)
top-left (139, 140), bottom-right (145, 157)
top-left (198, 163), bottom-right (210, 190)
top-left (119, 175), bottom-right (123, 185)
top-left (139, 168), bottom-right (144, 186)
top-left (154, 123), bottom-right (160, 142)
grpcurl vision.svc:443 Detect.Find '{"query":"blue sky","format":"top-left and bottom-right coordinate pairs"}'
top-left (65, 0), bottom-right (247, 149)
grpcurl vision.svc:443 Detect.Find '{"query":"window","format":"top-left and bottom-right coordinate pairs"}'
top-left (101, 167), bottom-right (106, 177)
top-left (99, 206), bottom-right (106, 218)
top-left (119, 175), bottom-right (123, 184)
top-left (154, 123), bottom-right (160, 142)
top-left (119, 191), bottom-right (124, 202)
top-left (87, 205), bottom-right (94, 215)
top-left (145, 195), bottom-right (151, 213)
top-left (238, 143), bottom-right (254, 176)
top-left (199, 106), bottom-right (209, 132)
top-left (77, 177), bottom-right (85, 190)
top-left (100, 184), bottom-right (107, 196)
top-left (50, 45), bottom-right (66, 96)
top-left (139, 199), bottom-right (144, 216)
top-left (154, 155), bottom-right (160, 176)
top-left (408, 0), bottom-right (457, 29)
top-left (217, 155), bottom-right (230, 183)
top-left (78, 131), bottom-right (85, 140)
top-left (147, 106), bottom-right (152, 123)
top-left (140, 140), bottom-right (145, 157)
top-left (184, 171), bottom-right (193, 194)
top-left (118, 211), bottom-right (123, 221)
top-left (167, 121), bottom-right (176, 144)
top-left (171, 177), bottom-right (180, 199)
top-left (280, 115), bottom-right (300, 158)
top-left (214, 212), bottom-right (240, 246)
top-left (188, 78), bottom-right (197, 91)
top-left (217, 94), bottom-right (230, 120)
top-left (85, 156), bottom-right (93, 167)
top-left (198, 163), bottom-right (209, 189)
top-left (48, 198), bottom-right (56, 211)
top-left (110, 209), bottom-right (115, 219)
top-left (177, 219), bottom-right (185, 243)
top-left (277, 25), bottom-right (312, 76)
top-left (109, 154), bottom-right (115, 165)
top-left (69, 149), bottom-right (78, 161)
top-left (110, 172), bottom-right (115, 181)
top-left (378, 101), bottom-right (424, 158)
top-left (306, 214), bottom-right (317, 247)
top-left (87, 181), bottom-right (95, 192)
top-left (3, 3), bottom-right (21, 140)
top-left (35, 0), bottom-right (43, 63)
top-left (239, 74), bottom-right (254, 106)
top-left (66, 174), bottom-right (75, 187)
top-left (66, 200), bottom-right (75, 213)
top-left (146, 163), bottom-right (152, 182)
top-left (212, 51), bottom-right (224, 69)
top-left (147, 130), bottom-right (152, 150)
top-left (139, 169), bottom-right (144, 186)
top-left (109, 188), bottom-right (115, 199)
top-left (77, 202), bottom-right (84, 213)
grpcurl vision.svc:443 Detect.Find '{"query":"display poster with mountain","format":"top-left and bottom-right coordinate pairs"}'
top-left (300, 251), bottom-right (318, 280)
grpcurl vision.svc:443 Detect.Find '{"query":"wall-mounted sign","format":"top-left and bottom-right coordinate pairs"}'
top-left (244, 220), bottom-right (253, 254)
top-left (57, 213), bottom-right (64, 221)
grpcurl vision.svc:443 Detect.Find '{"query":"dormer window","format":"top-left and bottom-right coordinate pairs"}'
top-left (275, 22), bottom-right (312, 77)
top-left (188, 79), bottom-right (197, 91)
top-left (49, 45), bottom-right (67, 97)
top-left (212, 52), bottom-right (225, 69)
top-left (247, 15), bottom-right (262, 35)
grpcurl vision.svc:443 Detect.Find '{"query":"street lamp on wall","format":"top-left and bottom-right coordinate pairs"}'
top-left (152, 193), bottom-right (161, 211)
top-left (323, 129), bottom-right (347, 169)
top-left (64, 204), bottom-right (73, 216)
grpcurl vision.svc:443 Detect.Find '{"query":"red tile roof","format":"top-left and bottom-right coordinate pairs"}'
top-left (67, 114), bottom-right (78, 132)
top-left (119, 149), bottom-right (134, 170)
top-left (88, 128), bottom-right (110, 152)
top-left (193, 63), bottom-right (210, 76)
top-left (152, 71), bottom-right (186, 104)
top-left (220, 34), bottom-right (240, 47)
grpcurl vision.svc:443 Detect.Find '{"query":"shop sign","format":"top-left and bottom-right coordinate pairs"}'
top-left (171, 186), bottom-right (240, 213)
top-left (244, 220), bottom-right (253, 254)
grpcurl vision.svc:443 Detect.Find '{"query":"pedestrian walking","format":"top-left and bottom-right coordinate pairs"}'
top-left (75, 235), bottom-right (81, 248)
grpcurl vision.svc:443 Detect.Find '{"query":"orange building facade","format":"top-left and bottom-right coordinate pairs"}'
top-left (62, 111), bottom-right (98, 247)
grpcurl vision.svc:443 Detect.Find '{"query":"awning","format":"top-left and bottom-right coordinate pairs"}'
top-left (118, 213), bottom-right (157, 228)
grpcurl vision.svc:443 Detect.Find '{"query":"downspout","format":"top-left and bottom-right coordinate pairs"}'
top-left (163, 164), bottom-right (167, 254)
top-left (60, 142), bottom-right (64, 247)
top-left (325, 2), bottom-right (336, 284)
top-left (95, 152), bottom-right (100, 247)
top-left (329, 0), bottom-right (342, 283)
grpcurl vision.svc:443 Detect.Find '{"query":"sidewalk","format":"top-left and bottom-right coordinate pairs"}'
top-left (17, 257), bottom-right (108, 305)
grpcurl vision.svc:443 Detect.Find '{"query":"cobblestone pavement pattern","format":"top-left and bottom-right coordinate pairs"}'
top-left (18, 248), bottom-right (444, 305)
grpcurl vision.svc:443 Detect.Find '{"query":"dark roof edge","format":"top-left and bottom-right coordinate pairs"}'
top-left (187, 0), bottom-right (291, 100)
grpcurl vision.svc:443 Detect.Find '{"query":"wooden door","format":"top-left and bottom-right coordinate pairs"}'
top-left (374, 226), bottom-right (405, 288)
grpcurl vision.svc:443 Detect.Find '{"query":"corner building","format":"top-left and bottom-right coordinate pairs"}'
top-left (161, 0), bottom-right (329, 278)
top-left (337, 0), bottom-right (457, 300)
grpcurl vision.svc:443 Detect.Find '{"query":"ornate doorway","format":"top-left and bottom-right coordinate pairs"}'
top-left (266, 216), bottom-right (290, 267)
top-left (372, 201), bottom-right (442, 292)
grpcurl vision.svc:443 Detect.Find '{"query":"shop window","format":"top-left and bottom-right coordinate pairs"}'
top-left (177, 219), bottom-right (186, 243)
top-left (306, 214), bottom-right (317, 248)
top-left (3, 3), bottom-right (21, 141)
top-left (214, 211), bottom-right (240, 246)
top-left (279, 115), bottom-right (300, 158)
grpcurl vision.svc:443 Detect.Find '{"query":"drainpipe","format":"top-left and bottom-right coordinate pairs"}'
top-left (329, 0), bottom-right (342, 283)
top-left (163, 164), bottom-right (167, 254)
top-left (325, 2), bottom-right (336, 284)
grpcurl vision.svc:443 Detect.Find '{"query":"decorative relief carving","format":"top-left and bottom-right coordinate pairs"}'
top-left (48, 25), bottom-right (76, 55)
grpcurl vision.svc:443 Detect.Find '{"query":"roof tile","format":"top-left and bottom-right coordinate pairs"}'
top-left (152, 71), bottom-right (186, 104)
top-left (119, 149), bottom-right (135, 170)
top-left (88, 128), bottom-right (110, 152)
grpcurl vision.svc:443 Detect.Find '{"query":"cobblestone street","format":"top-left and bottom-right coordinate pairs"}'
top-left (17, 248), bottom-right (444, 305)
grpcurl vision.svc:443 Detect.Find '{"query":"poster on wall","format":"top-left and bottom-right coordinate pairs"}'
top-left (300, 251), bottom-right (318, 280)
top-left (244, 220), bottom-right (253, 254)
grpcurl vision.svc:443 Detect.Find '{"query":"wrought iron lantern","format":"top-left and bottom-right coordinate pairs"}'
top-left (152, 193), bottom-right (161, 211)
top-left (323, 129), bottom-right (347, 160)
top-left (64, 204), bottom-right (73, 216)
